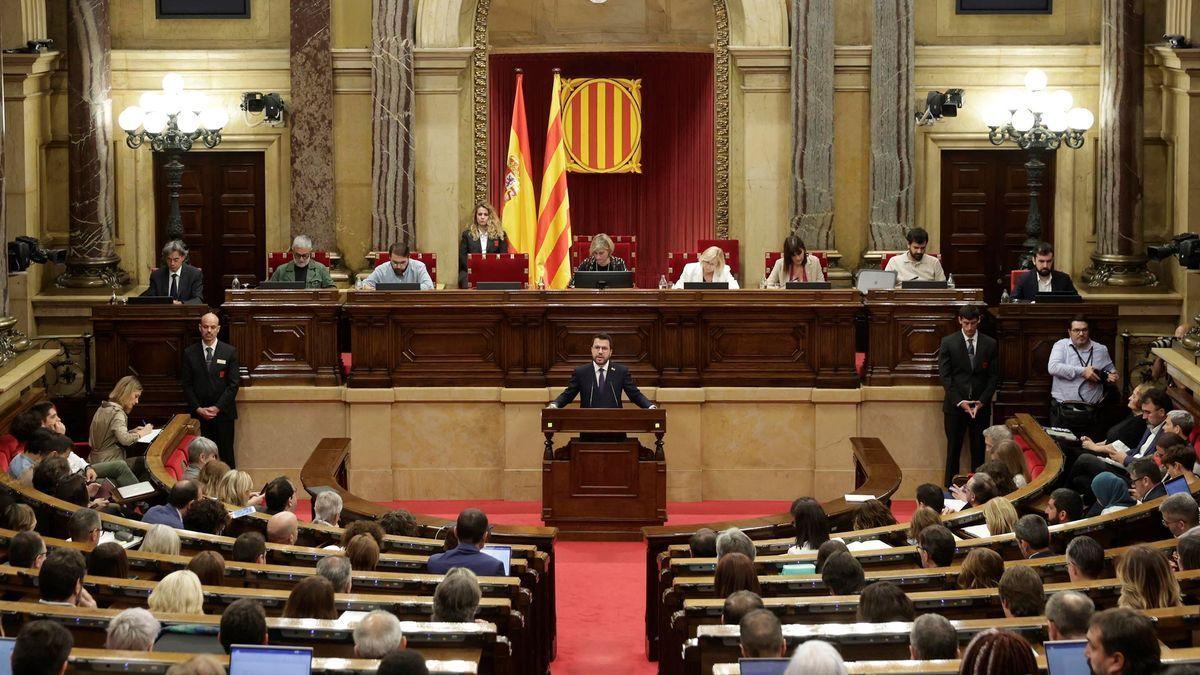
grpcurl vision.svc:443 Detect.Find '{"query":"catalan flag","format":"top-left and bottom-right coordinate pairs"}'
top-left (562, 77), bottom-right (643, 174)
top-left (500, 72), bottom-right (538, 266)
top-left (535, 71), bottom-right (572, 290)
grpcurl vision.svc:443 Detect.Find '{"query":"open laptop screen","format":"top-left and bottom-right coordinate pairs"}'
top-left (482, 545), bottom-right (512, 575)
top-left (229, 645), bottom-right (312, 675)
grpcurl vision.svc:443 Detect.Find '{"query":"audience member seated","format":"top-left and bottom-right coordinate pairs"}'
top-left (182, 437), bottom-right (218, 482)
top-left (915, 483), bottom-right (945, 514)
top-left (269, 234), bottom-right (334, 288)
top-left (1159, 493), bottom-right (1199, 537)
top-left (149, 570), bottom-right (205, 615)
top-left (68, 507), bottom-right (101, 546)
top-left (1117, 545), bottom-right (1182, 610)
top-left (1086, 607), bottom-right (1161, 675)
top-left (13, 620), bottom-right (73, 675)
top-left (1164, 409), bottom-right (1198, 455)
top-left (106, 607), bottom-right (160, 651)
top-left (688, 527), bottom-right (717, 557)
top-left (183, 497), bottom-right (230, 536)
top-left (960, 628), bottom-right (1037, 674)
top-left (141, 523), bottom-right (182, 556)
top-left (362, 243), bottom-right (435, 290)
top-left (379, 508), bottom-right (418, 536)
top-left (166, 655), bottom-right (226, 675)
top-left (1049, 316), bottom-right (1122, 437)
top-left (5, 502), bottom-right (35, 531)
top-left (673, 245), bottom-right (739, 288)
top-left (13, 401), bottom-right (138, 487)
top-left (905, 506), bottom-right (941, 547)
top-left (218, 598), bottom-right (268, 654)
top-left (263, 476), bottom-right (297, 514)
top-left (909, 613), bottom-right (959, 660)
top-left (766, 234), bottom-right (824, 285)
top-left (187, 550), bottom-right (226, 586)
top-left (427, 508), bottom-right (505, 576)
top-left (952, 472), bottom-right (997, 509)
top-left (916, 525), bottom-right (955, 568)
top-left (10, 530), bottom-right (46, 570)
top-left (8, 424), bottom-right (61, 485)
top-left (283, 575), bottom-right (337, 620)
top-left (884, 227), bottom-right (945, 282)
top-left (957, 548), bottom-right (1004, 589)
top-left (1013, 514), bottom-right (1053, 559)
top-left (266, 510), bottom-right (299, 545)
top-left (340, 519), bottom-right (387, 548)
top-left (1129, 458), bottom-right (1167, 505)
top-left (783, 639), bottom-right (845, 675)
top-left (215, 468), bottom-right (257, 506)
top-left (196, 460), bottom-right (229, 500)
top-left (1046, 590), bottom-right (1095, 641)
top-left (982, 496), bottom-right (1018, 535)
top-left (316, 554), bottom-right (353, 593)
top-left (852, 498), bottom-right (898, 531)
top-left (1160, 441), bottom-right (1197, 481)
top-left (144, 480), bottom-right (199, 528)
top-left (1067, 536), bottom-right (1106, 581)
top-left (1090, 473), bottom-right (1137, 516)
top-left (721, 590), bottom-right (764, 625)
top-left (433, 567), bottom-right (483, 622)
top-left (353, 609), bottom-right (406, 658)
top-left (998, 566), bottom-right (1044, 618)
top-left (988, 439), bottom-right (1030, 488)
top-left (89, 375), bottom-right (153, 468)
top-left (787, 497), bottom-right (831, 553)
top-left (715, 527), bottom-right (757, 560)
top-left (1070, 388), bottom-right (1169, 493)
top-left (856, 581), bottom-right (915, 622)
top-left (821, 551), bottom-right (865, 595)
top-left (1046, 487), bottom-right (1085, 525)
top-left (739, 609), bottom-right (785, 658)
top-left (87, 541), bottom-right (129, 579)
top-left (39, 548), bottom-right (96, 607)
top-left (1177, 532), bottom-right (1200, 571)
top-left (378, 650), bottom-right (432, 675)
top-left (982, 424), bottom-right (1013, 453)
top-left (976, 461), bottom-right (1018, 497)
top-left (715, 551), bottom-right (761, 598)
top-left (346, 533), bottom-right (381, 572)
top-left (312, 491), bottom-right (343, 527)
top-left (231, 532), bottom-right (266, 565)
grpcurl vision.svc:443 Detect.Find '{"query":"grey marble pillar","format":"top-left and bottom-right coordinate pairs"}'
top-left (1085, 0), bottom-right (1155, 286)
top-left (370, 0), bottom-right (417, 250)
top-left (791, 0), bottom-right (835, 250)
top-left (58, 0), bottom-right (128, 289)
top-left (0, 23), bottom-right (25, 364)
top-left (290, 0), bottom-right (336, 251)
top-left (867, 0), bottom-right (915, 251)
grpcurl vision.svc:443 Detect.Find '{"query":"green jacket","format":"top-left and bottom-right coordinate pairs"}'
top-left (269, 260), bottom-right (334, 288)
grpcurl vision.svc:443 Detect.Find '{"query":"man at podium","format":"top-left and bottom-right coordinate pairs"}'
top-left (547, 333), bottom-right (655, 409)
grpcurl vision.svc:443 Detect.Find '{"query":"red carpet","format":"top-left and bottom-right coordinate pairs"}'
top-left (297, 499), bottom-right (915, 674)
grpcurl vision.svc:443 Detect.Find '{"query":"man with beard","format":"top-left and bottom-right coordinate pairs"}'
top-left (1011, 242), bottom-right (1077, 300)
top-left (884, 227), bottom-right (946, 283)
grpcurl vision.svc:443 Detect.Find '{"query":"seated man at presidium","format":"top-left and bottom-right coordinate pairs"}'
top-left (361, 243), bottom-right (434, 290)
top-left (268, 234), bottom-right (334, 288)
top-left (142, 239), bottom-right (204, 304)
top-left (548, 333), bottom-right (656, 410)
top-left (884, 227), bottom-right (946, 283)
top-left (1011, 241), bottom-right (1077, 300)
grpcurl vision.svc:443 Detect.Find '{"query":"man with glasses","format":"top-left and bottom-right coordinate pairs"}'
top-left (1128, 458), bottom-right (1167, 504)
top-left (1067, 389), bottom-right (1171, 499)
top-left (362, 243), bottom-right (434, 290)
top-left (268, 234), bottom-right (334, 288)
top-left (1048, 315), bottom-right (1119, 437)
top-left (1160, 493), bottom-right (1199, 537)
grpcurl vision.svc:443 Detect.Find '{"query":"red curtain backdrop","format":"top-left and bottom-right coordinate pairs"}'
top-left (489, 52), bottom-right (715, 289)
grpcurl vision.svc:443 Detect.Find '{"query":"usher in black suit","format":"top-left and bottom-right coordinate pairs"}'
top-left (142, 264), bottom-right (205, 304)
top-left (552, 362), bottom-right (653, 409)
top-left (182, 340), bottom-right (240, 466)
top-left (938, 329), bottom-right (1000, 484)
top-left (1010, 269), bottom-right (1077, 301)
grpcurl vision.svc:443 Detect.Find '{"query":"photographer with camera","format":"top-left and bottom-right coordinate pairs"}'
top-left (1048, 315), bottom-right (1120, 439)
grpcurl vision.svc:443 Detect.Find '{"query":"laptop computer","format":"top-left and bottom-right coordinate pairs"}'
top-left (0, 636), bottom-right (15, 675)
top-left (1165, 475), bottom-right (1190, 495)
top-left (482, 544), bottom-right (512, 575)
top-left (785, 281), bottom-right (832, 290)
top-left (901, 279), bottom-right (949, 289)
top-left (257, 281), bottom-right (306, 290)
top-left (738, 658), bottom-right (790, 675)
top-left (1044, 639), bottom-right (1089, 675)
top-left (573, 270), bottom-right (635, 289)
top-left (126, 295), bottom-right (174, 305)
top-left (476, 281), bottom-right (523, 290)
top-left (374, 282), bottom-right (422, 291)
top-left (855, 269), bottom-right (897, 293)
top-left (683, 282), bottom-right (731, 290)
top-left (229, 645), bottom-right (313, 675)
top-left (1035, 290), bottom-right (1084, 303)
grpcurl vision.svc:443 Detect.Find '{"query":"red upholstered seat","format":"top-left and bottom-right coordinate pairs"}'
top-left (666, 252), bottom-right (698, 283)
top-left (163, 434), bottom-right (197, 482)
top-left (880, 251), bottom-right (940, 269)
top-left (467, 253), bottom-right (529, 288)
top-left (372, 251), bottom-right (439, 284)
top-left (267, 251), bottom-right (332, 278)
top-left (569, 238), bottom-right (638, 273)
top-left (1010, 269), bottom-right (1025, 292)
top-left (1012, 433), bottom-right (1045, 480)
top-left (0, 435), bottom-right (23, 475)
top-left (763, 251), bottom-right (829, 280)
top-left (697, 239), bottom-right (739, 275)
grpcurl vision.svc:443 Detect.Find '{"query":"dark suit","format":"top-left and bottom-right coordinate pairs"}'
top-left (142, 504), bottom-right (184, 529)
top-left (1067, 423), bottom-right (1166, 495)
top-left (553, 362), bottom-right (653, 409)
top-left (1140, 482), bottom-right (1168, 504)
top-left (427, 543), bottom-right (505, 577)
top-left (182, 340), bottom-right (240, 467)
top-left (1010, 269), bottom-right (1077, 300)
top-left (458, 230), bottom-right (508, 288)
top-left (938, 330), bottom-right (1000, 484)
top-left (143, 264), bottom-right (204, 304)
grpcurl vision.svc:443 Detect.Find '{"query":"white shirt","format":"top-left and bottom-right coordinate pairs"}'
top-left (593, 362), bottom-right (610, 387)
top-left (1135, 422), bottom-right (1165, 459)
top-left (672, 262), bottom-right (739, 289)
top-left (884, 253), bottom-right (946, 282)
top-left (1038, 273), bottom-right (1053, 293)
top-left (480, 233), bottom-right (489, 253)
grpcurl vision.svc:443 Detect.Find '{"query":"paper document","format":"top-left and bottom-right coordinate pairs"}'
top-left (137, 429), bottom-right (161, 444)
top-left (117, 481), bottom-right (155, 500)
top-left (943, 499), bottom-right (967, 512)
top-left (844, 494), bottom-right (873, 502)
top-left (960, 524), bottom-right (992, 538)
top-left (845, 539), bottom-right (891, 551)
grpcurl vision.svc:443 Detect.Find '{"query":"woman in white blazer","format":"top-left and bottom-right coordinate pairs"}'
top-left (766, 234), bottom-right (824, 286)
top-left (673, 245), bottom-right (739, 289)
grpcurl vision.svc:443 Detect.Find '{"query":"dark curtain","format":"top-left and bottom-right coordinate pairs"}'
top-left (489, 52), bottom-right (715, 289)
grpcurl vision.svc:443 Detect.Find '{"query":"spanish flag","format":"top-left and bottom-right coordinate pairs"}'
top-left (500, 72), bottom-right (538, 270)
top-left (535, 71), bottom-right (573, 290)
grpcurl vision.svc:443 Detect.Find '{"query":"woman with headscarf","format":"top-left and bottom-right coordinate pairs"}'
top-left (1088, 472), bottom-right (1136, 517)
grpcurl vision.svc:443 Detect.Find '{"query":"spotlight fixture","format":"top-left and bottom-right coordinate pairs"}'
top-left (915, 89), bottom-right (964, 126)
top-left (240, 92), bottom-right (287, 127)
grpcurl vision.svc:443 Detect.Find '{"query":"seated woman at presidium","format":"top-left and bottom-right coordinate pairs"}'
top-left (458, 202), bottom-right (509, 288)
top-left (569, 233), bottom-right (628, 287)
top-left (673, 245), bottom-right (739, 289)
top-left (766, 234), bottom-right (824, 287)
top-left (88, 375), bottom-right (153, 465)
top-left (268, 234), bottom-right (334, 288)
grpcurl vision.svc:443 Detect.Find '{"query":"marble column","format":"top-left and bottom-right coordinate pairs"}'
top-left (790, 0), bottom-right (834, 250)
top-left (370, 0), bottom-right (417, 250)
top-left (290, 0), bottom-right (336, 251)
top-left (1086, 0), bottom-right (1156, 286)
top-left (867, 0), bottom-right (915, 252)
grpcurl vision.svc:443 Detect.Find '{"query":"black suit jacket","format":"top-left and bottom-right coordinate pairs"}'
top-left (458, 230), bottom-right (509, 288)
top-left (143, 264), bottom-right (204, 304)
top-left (1011, 269), bottom-right (1077, 300)
top-left (1141, 482), bottom-right (1168, 504)
top-left (553, 362), bottom-right (653, 409)
top-left (937, 331), bottom-right (1000, 414)
top-left (182, 340), bottom-right (240, 420)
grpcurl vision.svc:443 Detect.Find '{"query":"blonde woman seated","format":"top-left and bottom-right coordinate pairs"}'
top-left (766, 235), bottom-right (824, 287)
top-left (148, 570), bottom-right (205, 615)
top-left (673, 246), bottom-right (739, 289)
top-left (88, 375), bottom-right (153, 465)
top-left (1117, 545), bottom-right (1182, 610)
top-left (141, 524), bottom-right (182, 556)
top-left (982, 496), bottom-right (1019, 536)
top-left (570, 233), bottom-right (628, 287)
top-left (214, 469), bottom-right (265, 508)
top-left (989, 439), bottom-right (1030, 488)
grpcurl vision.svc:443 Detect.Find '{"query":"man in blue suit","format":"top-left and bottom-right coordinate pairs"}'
top-left (142, 481), bottom-right (199, 529)
top-left (427, 508), bottom-right (505, 577)
top-left (548, 333), bottom-right (655, 410)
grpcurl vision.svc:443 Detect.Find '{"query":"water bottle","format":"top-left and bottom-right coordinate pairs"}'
top-left (759, 276), bottom-right (768, 290)
top-left (658, 275), bottom-right (669, 290)
top-left (1000, 289), bottom-right (1010, 304)
top-left (946, 273), bottom-right (955, 288)
top-left (231, 275), bottom-right (240, 289)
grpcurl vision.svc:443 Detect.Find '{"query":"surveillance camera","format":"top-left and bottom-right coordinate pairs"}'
top-left (1164, 34), bottom-right (1191, 48)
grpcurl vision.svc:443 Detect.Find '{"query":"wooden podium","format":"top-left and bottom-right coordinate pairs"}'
top-left (541, 408), bottom-right (667, 541)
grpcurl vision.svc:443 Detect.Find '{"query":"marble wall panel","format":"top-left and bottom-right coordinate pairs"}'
top-left (290, 0), bottom-right (336, 250)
